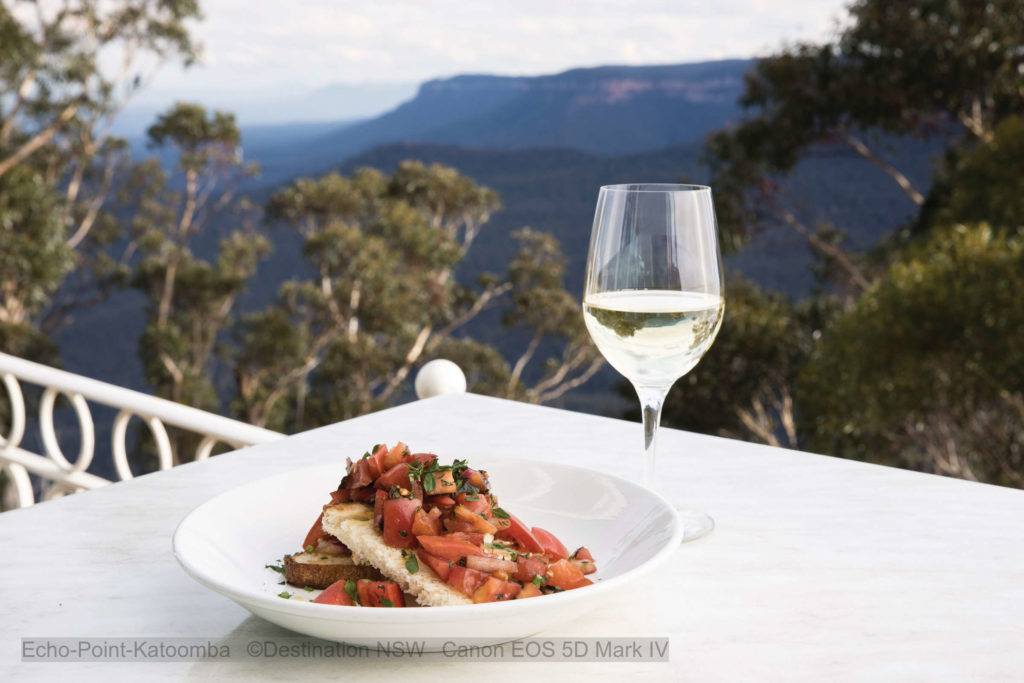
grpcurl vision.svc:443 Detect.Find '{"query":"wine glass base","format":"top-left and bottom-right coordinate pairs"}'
top-left (677, 507), bottom-right (715, 543)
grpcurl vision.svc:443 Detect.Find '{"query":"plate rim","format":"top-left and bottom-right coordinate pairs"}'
top-left (172, 455), bottom-right (683, 622)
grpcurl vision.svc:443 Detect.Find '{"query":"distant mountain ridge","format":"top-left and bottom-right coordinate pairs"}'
top-left (252, 60), bottom-right (751, 184)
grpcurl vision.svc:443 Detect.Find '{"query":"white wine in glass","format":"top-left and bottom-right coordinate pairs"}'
top-left (583, 184), bottom-right (724, 543)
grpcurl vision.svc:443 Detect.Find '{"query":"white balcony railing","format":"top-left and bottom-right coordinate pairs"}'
top-left (0, 353), bottom-right (467, 510)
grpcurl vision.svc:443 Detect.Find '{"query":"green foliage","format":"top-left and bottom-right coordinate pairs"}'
top-left (127, 103), bottom-right (267, 414)
top-left (234, 163), bottom-right (599, 429)
top-left (0, 165), bottom-right (74, 318)
top-left (653, 276), bottom-right (815, 441)
top-left (797, 224), bottom-right (1024, 484)
top-left (921, 115), bottom-right (1024, 234)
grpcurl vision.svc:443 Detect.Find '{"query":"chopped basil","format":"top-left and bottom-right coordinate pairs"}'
top-left (303, 586), bottom-right (314, 592)
top-left (466, 494), bottom-right (480, 501)
top-left (423, 472), bottom-right (436, 493)
top-left (398, 530), bottom-right (408, 537)
top-left (304, 544), bottom-right (315, 553)
top-left (277, 591), bottom-right (293, 599)
top-left (382, 598), bottom-right (395, 607)
top-left (361, 452), bottom-right (370, 459)
top-left (492, 507), bottom-right (511, 519)
top-left (532, 575), bottom-right (547, 587)
top-left (344, 580), bottom-right (359, 604)
top-left (405, 553), bottom-right (419, 574)
top-left (372, 444), bottom-right (383, 453)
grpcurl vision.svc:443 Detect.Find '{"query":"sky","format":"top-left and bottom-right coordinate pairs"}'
top-left (134, 0), bottom-right (852, 111)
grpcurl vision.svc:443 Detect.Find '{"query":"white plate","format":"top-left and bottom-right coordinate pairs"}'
top-left (173, 456), bottom-right (682, 645)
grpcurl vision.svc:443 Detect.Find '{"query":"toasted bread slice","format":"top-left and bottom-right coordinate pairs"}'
top-left (322, 503), bottom-right (473, 606)
top-left (284, 552), bottom-right (384, 589)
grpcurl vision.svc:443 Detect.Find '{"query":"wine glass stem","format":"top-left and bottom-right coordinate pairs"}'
top-left (635, 384), bottom-right (670, 489)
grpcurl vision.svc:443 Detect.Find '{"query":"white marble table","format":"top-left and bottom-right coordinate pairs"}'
top-left (2, 393), bottom-right (1023, 682)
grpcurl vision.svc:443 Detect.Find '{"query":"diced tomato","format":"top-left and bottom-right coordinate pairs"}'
top-left (446, 505), bottom-right (497, 534)
top-left (424, 494), bottom-right (456, 510)
top-left (373, 490), bottom-right (387, 527)
top-left (356, 580), bottom-right (405, 607)
top-left (430, 469), bottom-right (458, 495)
top-left (376, 463), bottom-right (412, 491)
top-left (312, 579), bottom-right (356, 606)
top-left (460, 468), bottom-right (489, 492)
top-left (472, 576), bottom-right (522, 603)
top-left (546, 558), bottom-right (589, 590)
top-left (455, 493), bottom-right (491, 516)
top-left (447, 566), bottom-right (488, 597)
top-left (382, 497), bottom-right (419, 548)
top-left (365, 449), bottom-right (386, 479)
top-left (349, 458), bottom-right (374, 488)
top-left (516, 582), bottom-right (543, 600)
top-left (495, 514), bottom-right (545, 554)
top-left (350, 487), bottom-right (376, 503)
top-left (445, 531), bottom-right (485, 545)
top-left (512, 555), bottom-right (548, 583)
top-left (410, 506), bottom-right (443, 537)
top-left (329, 489), bottom-right (348, 504)
top-left (416, 549), bottom-right (452, 581)
top-left (532, 527), bottom-right (569, 560)
top-left (403, 452), bottom-right (438, 468)
top-left (572, 547), bottom-right (595, 562)
top-left (417, 535), bottom-right (486, 562)
top-left (382, 443), bottom-right (406, 470)
top-left (302, 512), bottom-right (326, 549)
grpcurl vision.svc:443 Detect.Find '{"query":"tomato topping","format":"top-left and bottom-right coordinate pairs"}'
top-left (461, 468), bottom-right (488, 492)
top-left (382, 497), bottom-right (419, 548)
top-left (532, 527), bottom-right (569, 560)
top-left (410, 506), bottom-right (443, 537)
top-left (403, 452), bottom-right (438, 468)
top-left (356, 580), bottom-right (405, 607)
top-left (349, 459), bottom-right (375, 488)
top-left (376, 463), bottom-right (413, 491)
top-left (572, 547), bottom-right (595, 562)
top-left (329, 489), bottom-right (348, 504)
top-left (302, 512), bottom-right (327, 549)
top-left (424, 494), bottom-right (456, 510)
top-left (382, 443), bottom-right (407, 470)
top-left (417, 535), bottom-right (486, 562)
top-left (416, 549), bottom-right (452, 581)
top-left (516, 582), bottom-right (543, 600)
top-left (512, 555), bottom-right (548, 583)
top-left (373, 490), bottom-right (387, 527)
top-left (312, 579), bottom-right (357, 606)
top-left (494, 514), bottom-right (545, 554)
top-left (447, 505), bottom-right (498, 535)
top-left (429, 469), bottom-right (458, 495)
top-left (444, 531), bottom-right (485, 545)
top-left (350, 487), bottom-right (376, 503)
top-left (454, 493), bottom-right (491, 516)
top-left (472, 576), bottom-right (522, 603)
top-left (447, 566), bottom-right (488, 597)
top-left (546, 558), bottom-right (589, 590)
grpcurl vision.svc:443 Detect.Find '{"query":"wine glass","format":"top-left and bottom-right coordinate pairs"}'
top-left (582, 184), bottom-right (724, 543)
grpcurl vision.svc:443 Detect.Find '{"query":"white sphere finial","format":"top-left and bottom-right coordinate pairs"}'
top-left (415, 359), bottom-right (467, 399)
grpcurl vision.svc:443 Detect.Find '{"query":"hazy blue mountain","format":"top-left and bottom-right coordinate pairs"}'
top-left (250, 60), bottom-right (751, 184)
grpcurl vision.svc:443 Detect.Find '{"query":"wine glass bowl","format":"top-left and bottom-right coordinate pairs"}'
top-left (582, 184), bottom-right (724, 543)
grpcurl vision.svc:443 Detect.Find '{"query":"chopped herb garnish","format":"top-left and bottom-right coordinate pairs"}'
top-left (398, 530), bottom-right (408, 537)
top-left (492, 507), bottom-right (511, 519)
top-left (422, 472), bottom-right (436, 493)
top-left (466, 494), bottom-right (480, 501)
top-left (304, 544), bottom-right (315, 553)
top-left (278, 591), bottom-right (293, 599)
top-left (372, 444), bottom-right (383, 452)
top-left (382, 598), bottom-right (395, 607)
top-left (405, 553), bottom-right (419, 574)
top-left (344, 580), bottom-right (359, 604)
top-left (361, 452), bottom-right (370, 459)
top-left (303, 586), bottom-right (314, 592)
top-left (265, 562), bottom-right (285, 575)
top-left (532, 575), bottom-right (547, 587)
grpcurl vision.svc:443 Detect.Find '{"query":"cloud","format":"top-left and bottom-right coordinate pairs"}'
top-left (145, 0), bottom-right (849, 92)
